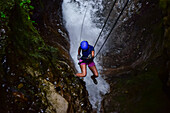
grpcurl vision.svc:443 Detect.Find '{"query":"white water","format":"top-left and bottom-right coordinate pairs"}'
top-left (62, 0), bottom-right (110, 112)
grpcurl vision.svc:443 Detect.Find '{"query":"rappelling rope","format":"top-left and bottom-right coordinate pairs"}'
top-left (79, 6), bottom-right (88, 42)
top-left (95, 0), bottom-right (129, 58)
top-left (94, 0), bottom-right (118, 48)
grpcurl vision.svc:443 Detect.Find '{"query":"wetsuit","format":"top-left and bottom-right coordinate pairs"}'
top-left (79, 45), bottom-right (95, 67)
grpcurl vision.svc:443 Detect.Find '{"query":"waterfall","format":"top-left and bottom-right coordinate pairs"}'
top-left (62, 0), bottom-right (110, 112)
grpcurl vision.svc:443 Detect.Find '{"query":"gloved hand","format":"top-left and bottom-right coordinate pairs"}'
top-left (77, 55), bottom-right (81, 60)
top-left (87, 54), bottom-right (92, 59)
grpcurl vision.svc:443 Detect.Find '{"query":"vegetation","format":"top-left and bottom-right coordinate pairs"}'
top-left (159, 0), bottom-right (170, 51)
top-left (0, 0), bottom-right (169, 112)
top-left (0, 0), bottom-right (91, 112)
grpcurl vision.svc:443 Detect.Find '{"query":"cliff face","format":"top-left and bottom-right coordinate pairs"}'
top-left (101, 0), bottom-right (170, 112)
top-left (31, 0), bottom-right (73, 67)
top-left (98, 0), bottom-right (162, 74)
top-left (0, 0), bottom-right (92, 112)
top-left (1, 0), bottom-right (169, 112)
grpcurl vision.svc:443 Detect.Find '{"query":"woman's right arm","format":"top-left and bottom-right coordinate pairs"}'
top-left (78, 47), bottom-right (81, 55)
top-left (77, 47), bottom-right (81, 60)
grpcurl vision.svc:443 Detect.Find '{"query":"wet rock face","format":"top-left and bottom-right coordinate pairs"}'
top-left (31, 0), bottom-right (71, 59)
top-left (101, 0), bottom-right (170, 113)
top-left (159, 0), bottom-right (170, 102)
top-left (100, 0), bottom-right (162, 73)
top-left (0, 0), bottom-right (92, 112)
top-left (30, 0), bottom-right (93, 112)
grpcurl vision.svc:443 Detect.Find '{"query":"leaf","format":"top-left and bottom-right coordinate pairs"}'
top-left (29, 5), bottom-right (34, 10)
top-left (28, 16), bottom-right (30, 20)
top-left (20, 2), bottom-right (23, 6)
top-left (1, 12), bottom-right (6, 18)
top-left (18, 83), bottom-right (24, 89)
top-left (27, 0), bottom-right (31, 4)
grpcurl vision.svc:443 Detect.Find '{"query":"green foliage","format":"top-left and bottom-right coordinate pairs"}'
top-left (0, 0), bottom-right (15, 26)
top-left (159, 0), bottom-right (170, 52)
top-left (19, 0), bottom-right (35, 23)
top-left (0, 0), bottom-right (48, 65)
top-left (20, 0), bottom-right (34, 11)
top-left (159, 0), bottom-right (167, 9)
top-left (0, 1), bottom-right (15, 57)
top-left (0, 12), bottom-right (6, 18)
top-left (29, 5), bottom-right (34, 10)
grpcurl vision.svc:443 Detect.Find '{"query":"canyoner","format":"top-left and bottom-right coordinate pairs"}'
top-left (75, 4), bottom-right (99, 84)
top-left (75, 0), bottom-right (130, 85)
top-left (62, 0), bottom-right (110, 111)
top-left (76, 41), bottom-right (98, 84)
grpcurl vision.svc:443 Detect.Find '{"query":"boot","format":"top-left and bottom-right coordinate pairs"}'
top-left (91, 75), bottom-right (98, 84)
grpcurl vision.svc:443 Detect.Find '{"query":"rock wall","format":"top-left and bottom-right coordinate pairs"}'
top-left (0, 0), bottom-right (92, 112)
top-left (101, 0), bottom-right (170, 112)
top-left (31, 0), bottom-right (74, 68)
top-left (100, 0), bottom-right (163, 74)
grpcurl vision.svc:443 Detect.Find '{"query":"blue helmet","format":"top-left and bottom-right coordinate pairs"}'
top-left (80, 41), bottom-right (89, 50)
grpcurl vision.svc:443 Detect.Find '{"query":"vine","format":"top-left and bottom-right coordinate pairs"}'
top-left (19, 0), bottom-right (35, 23)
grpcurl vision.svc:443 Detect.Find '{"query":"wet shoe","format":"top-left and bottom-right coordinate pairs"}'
top-left (91, 75), bottom-right (98, 84)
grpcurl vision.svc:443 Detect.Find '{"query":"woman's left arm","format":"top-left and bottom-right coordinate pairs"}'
top-left (91, 51), bottom-right (95, 58)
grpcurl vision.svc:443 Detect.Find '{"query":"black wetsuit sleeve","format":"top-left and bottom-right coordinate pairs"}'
top-left (92, 46), bottom-right (94, 51)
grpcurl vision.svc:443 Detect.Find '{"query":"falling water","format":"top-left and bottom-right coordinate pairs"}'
top-left (62, 0), bottom-right (110, 112)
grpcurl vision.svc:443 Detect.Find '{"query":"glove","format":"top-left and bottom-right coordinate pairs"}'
top-left (87, 54), bottom-right (92, 59)
top-left (77, 55), bottom-right (81, 60)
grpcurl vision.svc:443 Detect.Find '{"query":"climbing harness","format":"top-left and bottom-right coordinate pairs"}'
top-left (94, 0), bottom-right (130, 58)
top-left (78, 58), bottom-right (93, 65)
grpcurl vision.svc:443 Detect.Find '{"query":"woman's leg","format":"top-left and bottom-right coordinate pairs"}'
top-left (89, 65), bottom-right (98, 77)
top-left (76, 64), bottom-right (87, 77)
top-left (89, 65), bottom-right (98, 84)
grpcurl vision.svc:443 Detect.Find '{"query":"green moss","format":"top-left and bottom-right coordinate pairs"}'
top-left (111, 65), bottom-right (170, 113)
top-left (128, 70), bottom-right (163, 112)
top-left (159, 0), bottom-right (170, 51)
top-left (0, 0), bottom-right (92, 112)
top-left (159, 0), bottom-right (167, 9)
top-left (0, 0), bottom-right (57, 111)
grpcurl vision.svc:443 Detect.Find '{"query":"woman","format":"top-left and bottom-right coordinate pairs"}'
top-left (76, 41), bottom-right (98, 84)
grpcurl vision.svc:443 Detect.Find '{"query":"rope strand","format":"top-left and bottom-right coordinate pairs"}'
top-left (80, 6), bottom-right (88, 42)
top-left (94, 0), bottom-right (118, 47)
top-left (95, 0), bottom-right (129, 58)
